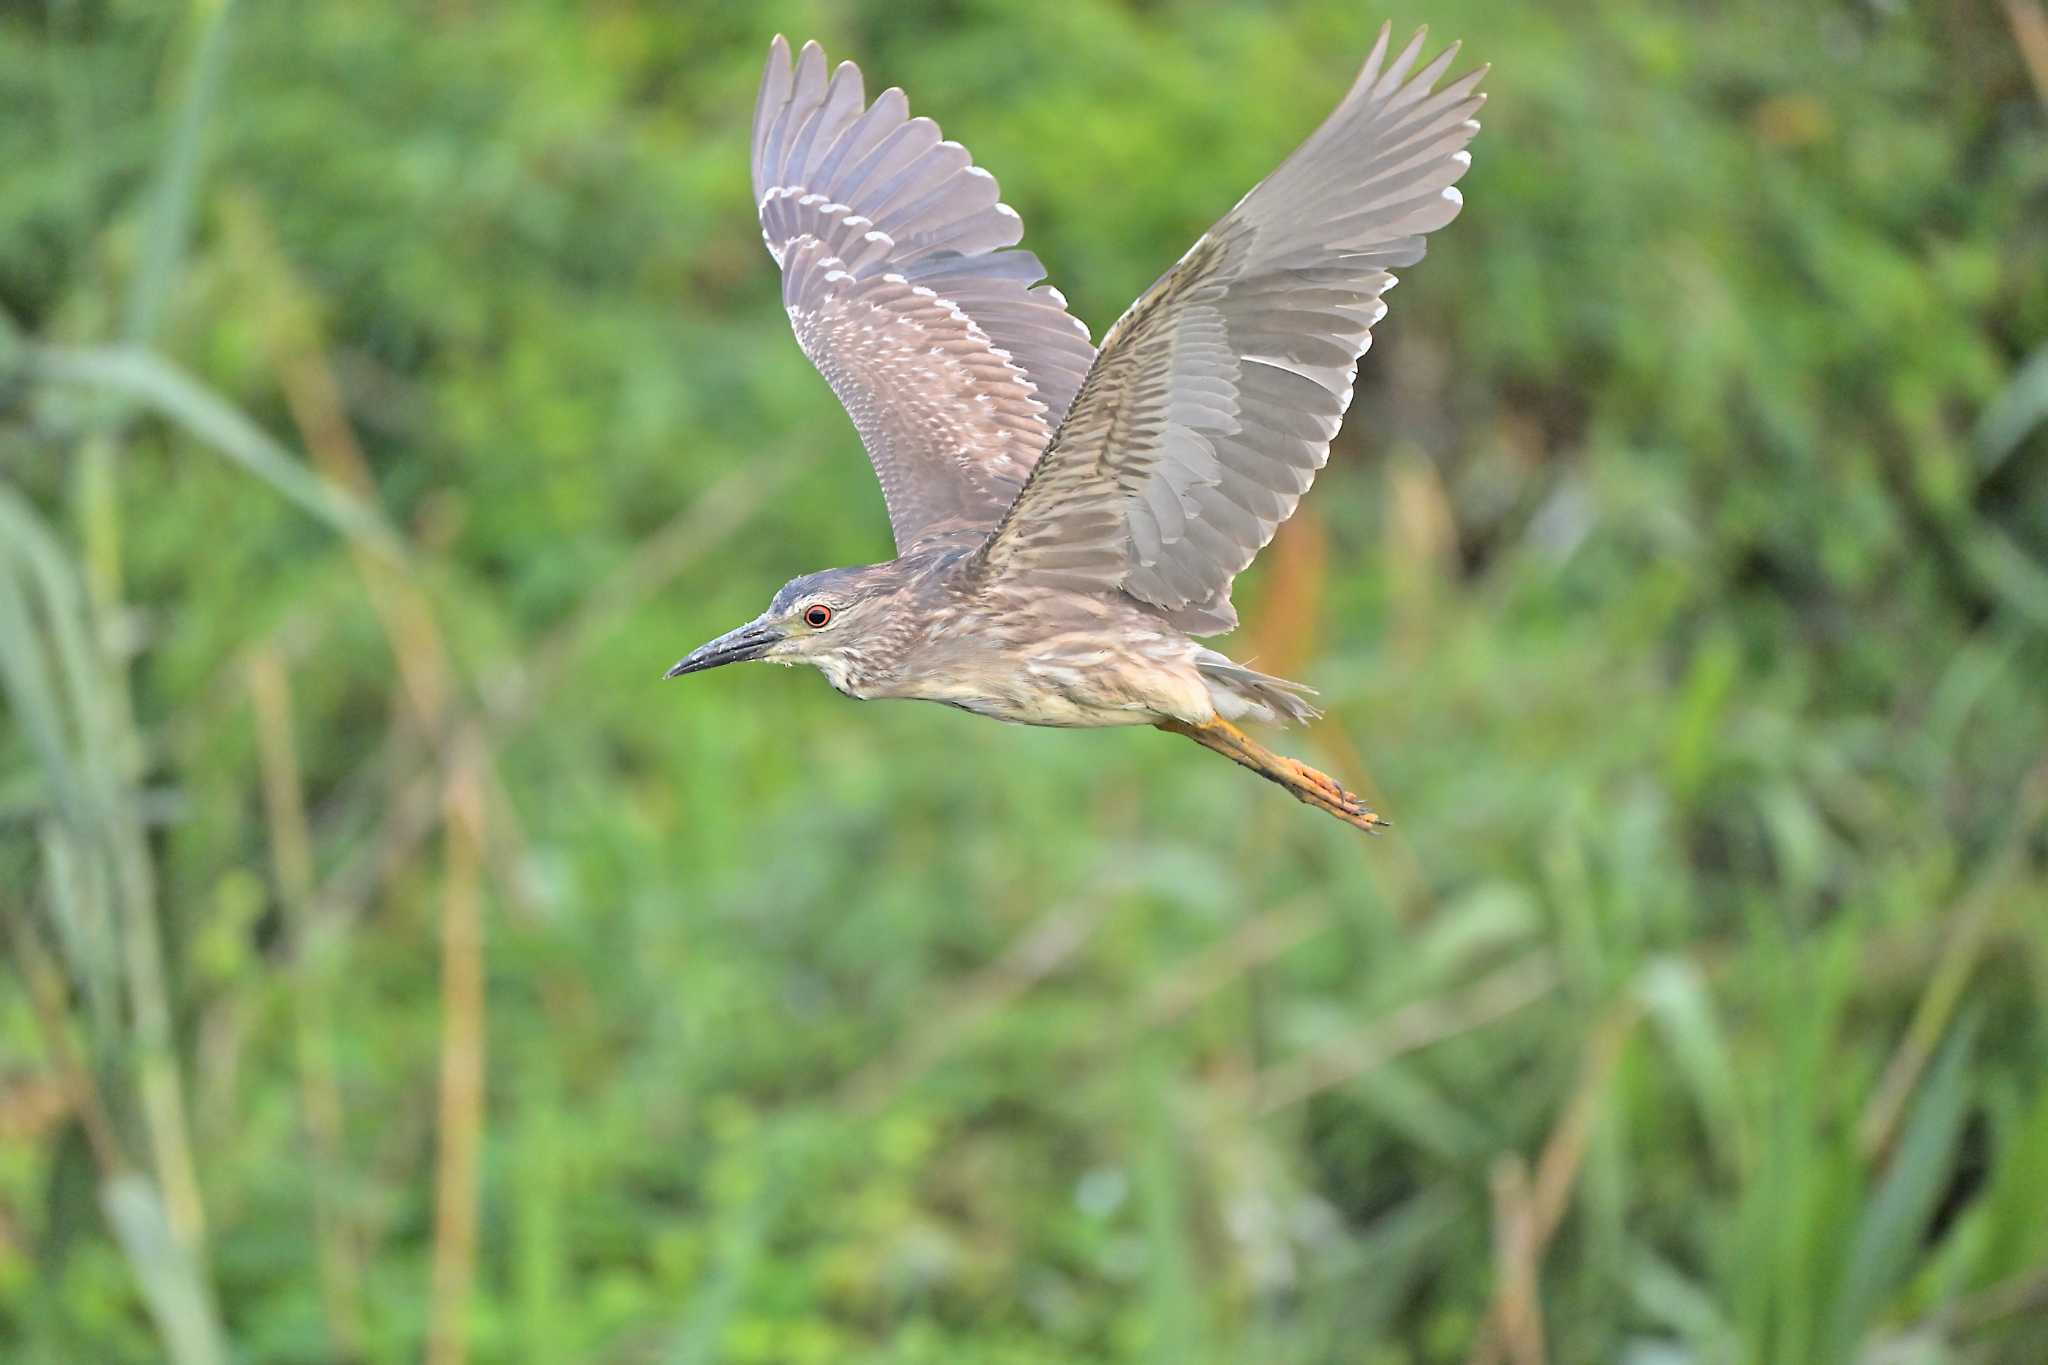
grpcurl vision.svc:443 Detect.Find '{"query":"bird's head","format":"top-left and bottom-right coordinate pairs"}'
top-left (664, 563), bottom-right (905, 694)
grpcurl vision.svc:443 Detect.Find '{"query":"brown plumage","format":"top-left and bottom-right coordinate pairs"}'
top-left (668, 26), bottom-right (1487, 834)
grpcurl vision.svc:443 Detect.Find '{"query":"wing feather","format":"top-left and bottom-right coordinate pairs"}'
top-left (751, 37), bottom-right (1096, 552)
top-left (972, 27), bottom-right (1483, 630)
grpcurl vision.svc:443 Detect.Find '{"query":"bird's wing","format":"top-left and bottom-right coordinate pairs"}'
top-left (972, 27), bottom-right (1483, 633)
top-left (752, 36), bottom-right (1096, 554)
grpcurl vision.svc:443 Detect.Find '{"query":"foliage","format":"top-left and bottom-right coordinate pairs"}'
top-left (2, 0), bottom-right (2046, 1361)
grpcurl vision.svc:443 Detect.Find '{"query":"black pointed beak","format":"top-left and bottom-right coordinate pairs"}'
top-left (664, 620), bottom-right (784, 678)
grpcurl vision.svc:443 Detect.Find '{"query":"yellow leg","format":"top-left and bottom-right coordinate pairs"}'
top-left (1158, 717), bottom-right (1388, 834)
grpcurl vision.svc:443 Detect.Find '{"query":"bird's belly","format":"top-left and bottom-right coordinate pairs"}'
top-left (895, 648), bottom-right (1214, 729)
top-left (941, 692), bottom-right (1151, 727)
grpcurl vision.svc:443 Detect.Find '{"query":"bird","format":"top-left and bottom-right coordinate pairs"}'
top-left (668, 25), bottom-right (1486, 834)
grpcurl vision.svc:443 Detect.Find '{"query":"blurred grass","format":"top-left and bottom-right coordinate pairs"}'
top-left (3, 0), bottom-right (2047, 1362)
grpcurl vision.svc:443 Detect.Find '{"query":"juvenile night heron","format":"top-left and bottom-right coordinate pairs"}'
top-left (669, 25), bottom-right (1486, 833)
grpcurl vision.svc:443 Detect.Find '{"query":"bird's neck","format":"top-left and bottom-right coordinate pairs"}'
top-left (814, 651), bottom-right (869, 698)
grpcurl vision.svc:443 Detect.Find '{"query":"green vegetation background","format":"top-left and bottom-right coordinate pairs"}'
top-left (3, 1), bottom-right (2046, 1361)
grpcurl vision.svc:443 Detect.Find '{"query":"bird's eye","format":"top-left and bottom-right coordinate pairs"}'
top-left (802, 604), bottom-right (833, 629)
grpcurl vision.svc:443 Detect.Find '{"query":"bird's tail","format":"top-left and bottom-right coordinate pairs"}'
top-left (1195, 650), bottom-right (1321, 726)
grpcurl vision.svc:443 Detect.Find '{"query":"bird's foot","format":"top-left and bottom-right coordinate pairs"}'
top-left (1158, 718), bottom-right (1388, 834)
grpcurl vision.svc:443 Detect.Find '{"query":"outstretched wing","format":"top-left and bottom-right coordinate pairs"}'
top-left (752, 36), bottom-right (1096, 553)
top-left (973, 27), bottom-right (1484, 633)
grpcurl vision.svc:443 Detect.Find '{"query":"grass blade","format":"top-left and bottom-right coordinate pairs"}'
top-left (1636, 957), bottom-right (1744, 1176)
top-left (100, 1174), bottom-right (230, 1365)
top-left (123, 0), bottom-right (237, 349)
top-left (0, 487), bottom-right (227, 1351)
top-left (1975, 343), bottom-right (2048, 478)
top-left (24, 343), bottom-right (404, 555)
top-left (1825, 1013), bottom-right (1979, 1361)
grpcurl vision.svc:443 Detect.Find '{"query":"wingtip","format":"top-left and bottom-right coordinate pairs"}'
top-left (761, 34), bottom-right (793, 93)
top-left (793, 38), bottom-right (828, 86)
top-left (1352, 22), bottom-right (1396, 98)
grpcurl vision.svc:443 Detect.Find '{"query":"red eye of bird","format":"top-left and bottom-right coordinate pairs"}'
top-left (802, 604), bottom-right (833, 628)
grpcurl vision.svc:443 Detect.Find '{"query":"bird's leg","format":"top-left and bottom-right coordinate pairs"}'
top-left (1157, 718), bottom-right (1387, 834)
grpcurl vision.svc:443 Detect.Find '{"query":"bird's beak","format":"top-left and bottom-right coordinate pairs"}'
top-left (664, 619), bottom-right (784, 678)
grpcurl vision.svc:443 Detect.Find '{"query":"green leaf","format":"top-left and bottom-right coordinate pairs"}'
top-left (1824, 1013), bottom-right (1979, 1361)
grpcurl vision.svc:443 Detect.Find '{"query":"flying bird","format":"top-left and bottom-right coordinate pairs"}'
top-left (669, 25), bottom-right (1486, 833)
